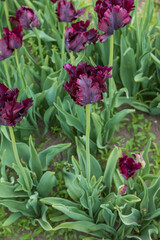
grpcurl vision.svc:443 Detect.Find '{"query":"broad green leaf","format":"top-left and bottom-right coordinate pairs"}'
top-left (29, 136), bottom-right (43, 181)
top-left (117, 208), bottom-right (141, 226)
top-left (12, 164), bottom-right (33, 193)
top-left (120, 36), bottom-right (137, 96)
top-left (127, 225), bottom-right (158, 240)
top-left (3, 212), bottom-right (22, 226)
top-left (0, 183), bottom-right (27, 198)
top-left (76, 137), bottom-right (102, 179)
top-left (0, 127), bottom-right (30, 168)
top-left (141, 140), bottom-right (151, 176)
top-left (0, 199), bottom-right (35, 217)
top-left (39, 143), bottom-right (71, 170)
top-left (150, 53), bottom-right (160, 69)
top-left (23, 30), bottom-right (56, 42)
top-left (37, 171), bottom-right (57, 197)
top-left (41, 197), bottom-right (92, 222)
top-left (103, 147), bottom-right (120, 193)
top-left (34, 204), bottom-right (52, 231)
top-left (54, 102), bottom-right (84, 133)
top-left (120, 195), bottom-right (141, 204)
top-left (53, 221), bottom-right (115, 238)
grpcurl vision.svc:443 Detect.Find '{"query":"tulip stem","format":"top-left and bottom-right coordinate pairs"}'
top-left (14, 50), bottom-right (27, 90)
top-left (135, 0), bottom-right (141, 57)
top-left (3, 61), bottom-right (12, 88)
top-left (9, 126), bottom-right (31, 193)
top-left (86, 104), bottom-right (91, 182)
top-left (3, 1), bottom-right (11, 30)
top-left (70, 52), bottom-right (75, 65)
top-left (108, 34), bottom-right (116, 106)
top-left (34, 28), bottom-right (44, 65)
top-left (61, 23), bottom-right (65, 67)
top-left (109, 34), bottom-right (114, 67)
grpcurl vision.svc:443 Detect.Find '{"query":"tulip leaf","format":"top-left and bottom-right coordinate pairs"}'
top-left (3, 212), bottom-right (22, 227)
top-left (75, 137), bottom-right (102, 179)
top-left (53, 221), bottom-right (115, 238)
top-left (37, 171), bottom-right (57, 197)
top-left (12, 164), bottom-right (33, 193)
top-left (23, 30), bottom-right (56, 42)
top-left (0, 183), bottom-right (27, 198)
top-left (0, 127), bottom-right (30, 168)
top-left (34, 204), bottom-right (52, 231)
top-left (29, 136), bottom-right (43, 181)
top-left (103, 147), bottom-right (120, 193)
top-left (141, 139), bottom-right (151, 176)
top-left (117, 208), bottom-right (141, 226)
top-left (38, 142), bottom-right (70, 170)
top-left (119, 195), bottom-right (141, 204)
top-left (127, 225), bottom-right (158, 240)
top-left (41, 197), bottom-right (92, 222)
top-left (151, 53), bottom-right (160, 69)
top-left (0, 199), bottom-right (35, 217)
top-left (54, 102), bottom-right (84, 133)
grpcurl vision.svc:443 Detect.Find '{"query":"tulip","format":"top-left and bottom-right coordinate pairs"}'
top-left (0, 83), bottom-right (33, 126)
top-left (65, 20), bottom-right (98, 52)
top-left (9, 6), bottom-right (41, 30)
top-left (0, 27), bottom-right (23, 61)
top-left (94, 0), bottom-right (135, 42)
top-left (63, 62), bottom-right (112, 106)
top-left (119, 152), bottom-right (143, 180)
top-left (55, 0), bottom-right (86, 22)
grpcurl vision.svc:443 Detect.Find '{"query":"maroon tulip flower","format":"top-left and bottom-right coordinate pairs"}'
top-left (63, 62), bottom-right (112, 106)
top-left (0, 83), bottom-right (33, 126)
top-left (94, 0), bottom-right (135, 42)
top-left (9, 6), bottom-right (41, 30)
top-left (119, 152), bottom-right (143, 180)
top-left (3, 27), bottom-right (23, 50)
top-left (65, 20), bottom-right (98, 52)
top-left (50, 0), bottom-right (58, 2)
top-left (55, 0), bottom-right (86, 22)
top-left (0, 38), bottom-right (13, 61)
top-left (0, 27), bottom-right (23, 61)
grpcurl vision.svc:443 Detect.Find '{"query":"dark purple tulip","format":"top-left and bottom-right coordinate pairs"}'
top-left (119, 153), bottom-right (142, 180)
top-left (56, 0), bottom-right (86, 22)
top-left (0, 38), bottom-right (13, 61)
top-left (63, 62), bottom-right (112, 106)
top-left (0, 27), bottom-right (23, 61)
top-left (9, 6), bottom-right (41, 30)
top-left (50, 0), bottom-right (58, 3)
top-left (0, 83), bottom-right (33, 126)
top-left (65, 20), bottom-right (98, 52)
top-left (3, 27), bottom-right (23, 50)
top-left (94, 0), bottom-right (135, 42)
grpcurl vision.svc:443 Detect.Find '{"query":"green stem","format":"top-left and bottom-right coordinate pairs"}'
top-left (109, 34), bottom-right (114, 67)
top-left (3, 61), bottom-right (12, 88)
top-left (86, 104), bottom-right (91, 182)
top-left (69, 51), bottom-right (75, 65)
top-left (61, 23), bottom-right (65, 67)
top-left (3, 1), bottom-right (11, 30)
top-left (135, 0), bottom-right (141, 57)
top-left (34, 28), bottom-right (44, 64)
top-left (14, 50), bottom-right (27, 90)
top-left (108, 34), bottom-right (117, 107)
top-left (8, 127), bottom-right (30, 193)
